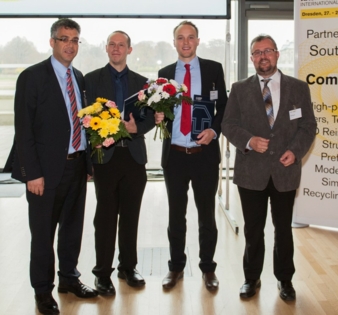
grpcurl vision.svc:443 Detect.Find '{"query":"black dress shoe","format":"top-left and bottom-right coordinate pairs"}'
top-left (95, 277), bottom-right (116, 296)
top-left (202, 272), bottom-right (219, 291)
top-left (162, 271), bottom-right (184, 289)
top-left (117, 269), bottom-right (145, 287)
top-left (58, 278), bottom-right (98, 298)
top-left (239, 279), bottom-right (261, 298)
top-left (278, 280), bottom-right (296, 301)
top-left (35, 292), bottom-right (60, 315)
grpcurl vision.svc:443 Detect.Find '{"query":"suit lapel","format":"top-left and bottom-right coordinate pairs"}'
top-left (101, 64), bottom-right (115, 101)
top-left (198, 58), bottom-right (209, 95)
top-left (45, 58), bottom-right (69, 122)
top-left (163, 63), bottom-right (176, 81)
top-left (72, 68), bottom-right (86, 109)
top-left (128, 70), bottom-right (141, 96)
top-left (249, 75), bottom-right (273, 129)
top-left (274, 72), bottom-right (291, 129)
top-left (160, 63), bottom-right (176, 133)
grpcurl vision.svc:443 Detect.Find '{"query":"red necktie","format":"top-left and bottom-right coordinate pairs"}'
top-left (180, 64), bottom-right (191, 135)
top-left (67, 68), bottom-right (81, 151)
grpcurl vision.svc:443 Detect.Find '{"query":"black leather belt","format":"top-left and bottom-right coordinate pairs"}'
top-left (67, 151), bottom-right (84, 160)
top-left (115, 139), bottom-right (128, 147)
top-left (171, 145), bottom-right (202, 154)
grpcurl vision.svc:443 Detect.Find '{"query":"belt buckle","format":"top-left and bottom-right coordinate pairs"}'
top-left (116, 139), bottom-right (127, 147)
top-left (67, 151), bottom-right (82, 160)
top-left (185, 147), bottom-right (192, 154)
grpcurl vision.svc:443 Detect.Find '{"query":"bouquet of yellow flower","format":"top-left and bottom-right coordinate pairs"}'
top-left (136, 78), bottom-right (192, 140)
top-left (77, 97), bottom-right (131, 163)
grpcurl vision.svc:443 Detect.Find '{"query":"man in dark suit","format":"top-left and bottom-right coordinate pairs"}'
top-left (222, 35), bottom-right (316, 301)
top-left (84, 31), bottom-right (155, 295)
top-left (155, 21), bottom-right (227, 291)
top-left (10, 18), bottom-right (98, 315)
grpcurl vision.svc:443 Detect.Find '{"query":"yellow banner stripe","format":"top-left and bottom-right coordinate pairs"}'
top-left (301, 8), bottom-right (338, 19)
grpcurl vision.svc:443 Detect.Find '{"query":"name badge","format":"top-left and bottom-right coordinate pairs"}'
top-left (289, 108), bottom-right (302, 120)
top-left (210, 90), bottom-right (218, 100)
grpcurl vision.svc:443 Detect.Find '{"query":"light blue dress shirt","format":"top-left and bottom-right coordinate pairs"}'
top-left (171, 56), bottom-right (202, 147)
top-left (51, 56), bottom-right (86, 153)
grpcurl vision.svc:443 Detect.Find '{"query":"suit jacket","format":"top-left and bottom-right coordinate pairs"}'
top-left (11, 57), bottom-right (91, 189)
top-left (222, 71), bottom-right (317, 192)
top-left (84, 64), bottom-right (155, 165)
top-left (159, 57), bottom-right (228, 168)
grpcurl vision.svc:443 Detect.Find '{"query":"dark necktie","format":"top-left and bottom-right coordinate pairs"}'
top-left (262, 79), bottom-right (274, 128)
top-left (180, 64), bottom-right (191, 135)
top-left (67, 68), bottom-right (81, 151)
top-left (115, 74), bottom-right (124, 112)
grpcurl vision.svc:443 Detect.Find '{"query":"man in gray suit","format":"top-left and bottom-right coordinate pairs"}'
top-left (84, 31), bottom-right (155, 295)
top-left (222, 35), bottom-right (316, 301)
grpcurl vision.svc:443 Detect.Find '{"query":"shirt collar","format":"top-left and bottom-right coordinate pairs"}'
top-left (177, 56), bottom-right (199, 70)
top-left (257, 69), bottom-right (281, 84)
top-left (51, 55), bottom-right (72, 78)
top-left (108, 64), bottom-right (129, 78)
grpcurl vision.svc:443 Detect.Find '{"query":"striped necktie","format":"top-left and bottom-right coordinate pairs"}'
top-left (262, 79), bottom-right (274, 128)
top-left (67, 68), bottom-right (81, 151)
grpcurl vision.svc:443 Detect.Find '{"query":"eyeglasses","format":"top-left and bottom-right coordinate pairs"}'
top-left (251, 48), bottom-right (278, 57)
top-left (54, 37), bottom-right (81, 45)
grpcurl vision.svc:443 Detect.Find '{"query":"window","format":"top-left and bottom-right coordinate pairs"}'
top-left (0, 17), bottom-right (232, 169)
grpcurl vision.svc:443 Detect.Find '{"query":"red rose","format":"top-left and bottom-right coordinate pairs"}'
top-left (156, 78), bottom-right (168, 85)
top-left (162, 84), bottom-right (177, 96)
top-left (143, 83), bottom-right (149, 89)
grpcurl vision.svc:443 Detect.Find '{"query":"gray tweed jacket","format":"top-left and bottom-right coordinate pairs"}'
top-left (222, 70), bottom-right (316, 192)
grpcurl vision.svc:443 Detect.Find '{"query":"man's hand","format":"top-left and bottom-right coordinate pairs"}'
top-left (195, 129), bottom-right (215, 145)
top-left (87, 167), bottom-right (94, 181)
top-left (155, 112), bottom-right (164, 124)
top-left (280, 150), bottom-right (295, 167)
top-left (249, 137), bottom-right (270, 153)
top-left (123, 113), bottom-right (137, 133)
top-left (27, 177), bottom-right (45, 196)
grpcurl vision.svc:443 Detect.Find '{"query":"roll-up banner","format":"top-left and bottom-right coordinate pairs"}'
top-left (294, 1), bottom-right (338, 227)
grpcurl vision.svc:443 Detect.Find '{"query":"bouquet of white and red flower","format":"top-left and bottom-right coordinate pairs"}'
top-left (136, 78), bottom-right (192, 140)
top-left (77, 97), bottom-right (131, 163)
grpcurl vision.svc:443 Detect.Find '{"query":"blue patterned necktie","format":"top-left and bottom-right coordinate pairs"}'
top-left (262, 79), bottom-right (274, 128)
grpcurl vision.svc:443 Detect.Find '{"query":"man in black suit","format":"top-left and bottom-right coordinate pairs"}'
top-left (155, 21), bottom-right (227, 291)
top-left (10, 18), bottom-right (98, 315)
top-left (222, 35), bottom-right (316, 300)
top-left (84, 31), bottom-right (155, 295)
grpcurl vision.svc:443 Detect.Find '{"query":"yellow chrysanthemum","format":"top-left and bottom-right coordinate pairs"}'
top-left (90, 117), bottom-right (102, 130)
top-left (96, 97), bottom-right (109, 104)
top-left (81, 105), bottom-right (95, 115)
top-left (107, 124), bottom-right (119, 135)
top-left (107, 118), bottom-right (120, 134)
top-left (100, 119), bottom-right (108, 129)
top-left (93, 102), bottom-right (103, 113)
top-left (99, 128), bottom-right (109, 138)
top-left (109, 108), bottom-right (121, 118)
top-left (109, 117), bottom-right (120, 126)
top-left (77, 108), bottom-right (86, 118)
top-left (100, 110), bottom-right (111, 120)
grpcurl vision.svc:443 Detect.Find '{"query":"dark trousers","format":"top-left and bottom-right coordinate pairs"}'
top-left (163, 148), bottom-right (218, 273)
top-left (92, 147), bottom-right (147, 277)
top-left (27, 154), bottom-right (87, 294)
top-left (238, 177), bottom-right (296, 281)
